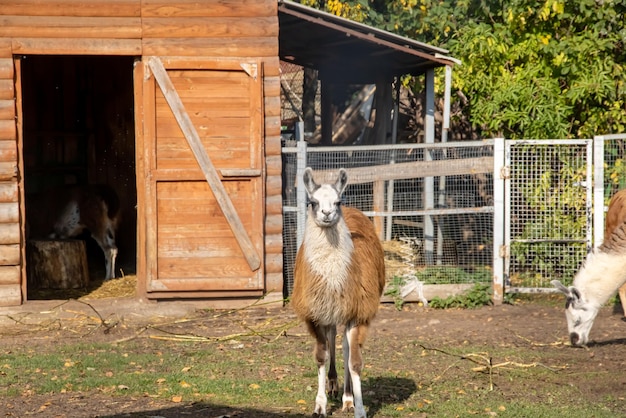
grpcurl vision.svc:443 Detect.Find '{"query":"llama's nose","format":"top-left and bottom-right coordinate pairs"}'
top-left (570, 332), bottom-right (581, 347)
top-left (322, 209), bottom-right (332, 216)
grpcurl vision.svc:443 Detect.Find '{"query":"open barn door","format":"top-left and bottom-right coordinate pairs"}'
top-left (137, 57), bottom-right (264, 298)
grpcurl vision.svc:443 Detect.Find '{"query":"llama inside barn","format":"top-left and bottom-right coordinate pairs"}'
top-left (552, 189), bottom-right (626, 347)
top-left (291, 167), bottom-right (385, 418)
top-left (26, 184), bottom-right (121, 282)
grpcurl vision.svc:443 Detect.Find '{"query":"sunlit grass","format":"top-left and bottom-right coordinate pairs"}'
top-left (0, 334), bottom-right (623, 417)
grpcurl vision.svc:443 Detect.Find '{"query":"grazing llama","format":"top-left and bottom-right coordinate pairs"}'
top-left (552, 189), bottom-right (626, 346)
top-left (27, 184), bottom-right (121, 280)
top-left (291, 167), bottom-right (385, 418)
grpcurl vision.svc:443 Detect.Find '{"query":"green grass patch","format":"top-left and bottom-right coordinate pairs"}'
top-left (1, 329), bottom-right (623, 416)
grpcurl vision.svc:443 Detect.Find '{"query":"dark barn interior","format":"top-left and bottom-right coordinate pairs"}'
top-left (20, 55), bottom-right (137, 292)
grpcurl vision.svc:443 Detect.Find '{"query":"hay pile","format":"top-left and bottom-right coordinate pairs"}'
top-left (382, 239), bottom-right (420, 281)
top-left (80, 275), bottom-right (137, 300)
top-left (29, 275), bottom-right (137, 300)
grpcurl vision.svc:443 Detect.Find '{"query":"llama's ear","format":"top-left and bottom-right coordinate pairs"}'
top-left (551, 280), bottom-right (569, 295)
top-left (335, 168), bottom-right (348, 195)
top-left (303, 167), bottom-right (317, 197)
top-left (551, 280), bottom-right (581, 308)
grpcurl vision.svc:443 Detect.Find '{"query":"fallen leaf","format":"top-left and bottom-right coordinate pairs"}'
top-left (171, 395), bottom-right (183, 403)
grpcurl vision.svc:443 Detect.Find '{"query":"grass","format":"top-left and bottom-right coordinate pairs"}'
top-left (1, 331), bottom-right (623, 417)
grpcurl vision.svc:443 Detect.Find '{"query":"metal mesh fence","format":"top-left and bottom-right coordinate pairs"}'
top-left (280, 61), bottom-right (320, 123)
top-left (602, 136), bottom-right (626, 200)
top-left (506, 140), bottom-right (592, 290)
top-left (282, 139), bottom-right (495, 295)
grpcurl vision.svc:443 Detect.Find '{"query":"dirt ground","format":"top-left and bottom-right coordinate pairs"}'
top-left (2, 297), bottom-right (626, 417)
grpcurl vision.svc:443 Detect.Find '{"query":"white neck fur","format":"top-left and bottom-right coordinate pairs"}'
top-left (575, 249), bottom-right (626, 306)
top-left (303, 210), bottom-right (354, 291)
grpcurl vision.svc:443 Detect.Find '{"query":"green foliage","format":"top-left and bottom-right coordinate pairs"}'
top-left (384, 275), bottom-right (409, 310)
top-left (385, 268), bottom-right (492, 310)
top-left (306, 0), bottom-right (626, 140)
top-left (415, 266), bottom-right (491, 285)
top-left (429, 282), bottom-right (492, 309)
top-left (506, 144), bottom-right (589, 284)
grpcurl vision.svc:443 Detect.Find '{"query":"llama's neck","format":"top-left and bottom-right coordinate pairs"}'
top-left (303, 213), bottom-right (354, 291)
top-left (574, 249), bottom-right (626, 306)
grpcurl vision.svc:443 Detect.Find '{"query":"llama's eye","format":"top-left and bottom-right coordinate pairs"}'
top-left (574, 318), bottom-right (581, 327)
top-left (335, 200), bottom-right (342, 206)
top-left (309, 201), bottom-right (319, 210)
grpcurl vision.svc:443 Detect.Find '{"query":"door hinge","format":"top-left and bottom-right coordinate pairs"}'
top-left (500, 166), bottom-right (510, 180)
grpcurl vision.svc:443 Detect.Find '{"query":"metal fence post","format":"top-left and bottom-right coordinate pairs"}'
top-left (593, 135), bottom-right (605, 249)
top-left (423, 69), bottom-right (435, 265)
top-left (492, 137), bottom-right (506, 305)
top-left (296, 128), bottom-right (307, 250)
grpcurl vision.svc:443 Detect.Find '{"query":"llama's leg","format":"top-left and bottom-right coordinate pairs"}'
top-left (104, 246), bottom-right (118, 280)
top-left (342, 323), bottom-right (367, 418)
top-left (91, 220), bottom-right (118, 280)
top-left (326, 325), bottom-right (339, 399)
top-left (619, 284), bottom-right (626, 318)
top-left (309, 322), bottom-right (334, 417)
top-left (342, 327), bottom-right (355, 413)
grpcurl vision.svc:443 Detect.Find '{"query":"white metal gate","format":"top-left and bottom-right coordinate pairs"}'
top-left (500, 139), bottom-right (594, 295)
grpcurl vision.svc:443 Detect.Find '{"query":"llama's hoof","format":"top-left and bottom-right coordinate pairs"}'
top-left (313, 401), bottom-right (327, 417)
top-left (328, 379), bottom-right (339, 399)
top-left (341, 400), bottom-right (354, 412)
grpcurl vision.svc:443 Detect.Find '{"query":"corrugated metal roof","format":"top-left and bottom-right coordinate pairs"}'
top-left (278, 0), bottom-right (457, 83)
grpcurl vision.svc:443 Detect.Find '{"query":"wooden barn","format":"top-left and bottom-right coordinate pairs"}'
top-left (0, 0), bottom-right (456, 307)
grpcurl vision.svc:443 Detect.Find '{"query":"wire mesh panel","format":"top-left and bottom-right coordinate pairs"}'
top-left (505, 140), bottom-right (592, 291)
top-left (602, 135), bottom-right (626, 198)
top-left (282, 140), bottom-right (495, 295)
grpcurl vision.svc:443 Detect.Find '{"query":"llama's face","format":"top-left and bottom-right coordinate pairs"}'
top-left (552, 280), bottom-right (598, 347)
top-left (308, 184), bottom-right (342, 227)
top-left (563, 301), bottom-right (598, 347)
top-left (302, 167), bottom-right (349, 228)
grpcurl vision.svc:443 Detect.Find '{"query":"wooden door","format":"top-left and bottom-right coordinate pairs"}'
top-left (137, 57), bottom-right (264, 298)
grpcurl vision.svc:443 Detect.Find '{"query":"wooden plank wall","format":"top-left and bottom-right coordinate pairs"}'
top-left (0, 0), bottom-right (284, 300)
top-left (0, 40), bottom-right (20, 305)
top-left (140, 0), bottom-right (283, 295)
top-left (0, 0), bottom-right (142, 55)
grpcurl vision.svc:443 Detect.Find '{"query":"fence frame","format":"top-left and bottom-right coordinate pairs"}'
top-left (283, 134), bottom-right (626, 304)
top-left (282, 138), bottom-right (496, 299)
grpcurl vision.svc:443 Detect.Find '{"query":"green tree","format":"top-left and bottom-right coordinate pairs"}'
top-left (304, 0), bottom-right (626, 140)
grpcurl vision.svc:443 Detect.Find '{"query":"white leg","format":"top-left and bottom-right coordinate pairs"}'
top-left (314, 359), bottom-right (328, 416)
top-left (310, 323), bottom-right (334, 417)
top-left (344, 324), bottom-right (367, 418)
top-left (104, 246), bottom-right (118, 280)
top-left (342, 328), bottom-right (355, 412)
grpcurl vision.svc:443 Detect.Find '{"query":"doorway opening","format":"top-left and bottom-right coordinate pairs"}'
top-left (20, 55), bottom-right (137, 300)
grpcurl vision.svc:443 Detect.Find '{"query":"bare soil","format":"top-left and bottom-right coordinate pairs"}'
top-left (2, 298), bottom-right (626, 417)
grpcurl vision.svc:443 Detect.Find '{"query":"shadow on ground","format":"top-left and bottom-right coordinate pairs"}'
top-left (100, 403), bottom-right (308, 417)
top-left (320, 376), bottom-right (417, 417)
top-left (99, 377), bottom-right (417, 418)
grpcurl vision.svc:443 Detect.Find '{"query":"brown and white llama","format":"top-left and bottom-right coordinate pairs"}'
top-left (26, 184), bottom-right (121, 280)
top-left (552, 188), bottom-right (626, 346)
top-left (291, 167), bottom-right (385, 418)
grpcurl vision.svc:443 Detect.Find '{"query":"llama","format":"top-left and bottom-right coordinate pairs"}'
top-left (602, 188), bottom-right (626, 316)
top-left (291, 167), bottom-right (385, 418)
top-left (552, 189), bottom-right (626, 346)
top-left (26, 184), bottom-right (121, 280)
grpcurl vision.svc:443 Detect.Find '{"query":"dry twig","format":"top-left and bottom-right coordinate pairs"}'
top-left (420, 344), bottom-right (565, 391)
